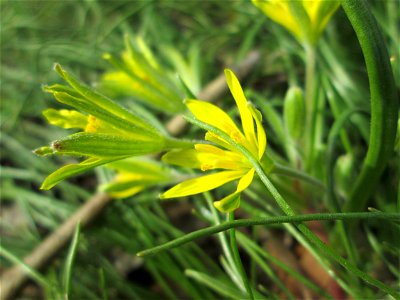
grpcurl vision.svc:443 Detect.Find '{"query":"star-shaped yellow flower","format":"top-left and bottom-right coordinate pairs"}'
top-left (160, 69), bottom-right (266, 212)
top-left (252, 0), bottom-right (340, 45)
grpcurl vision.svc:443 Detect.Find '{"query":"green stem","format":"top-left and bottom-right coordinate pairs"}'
top-left (326, 108), bottom-right (369, 274)
top-left (237, 232), bottom-right (334, 300)
top-left (304, 43), bottom-right (317, 171)
top-left (228, 212), bottom-right (254, 300)
top-left (164, 138), bottom-right (195, 149)
top-left (341, 0), bottom-right (399, 212)
top-left (273, 163), bottom-right (325, 190)
top-left (241, 194), bottom-right (360, 298)
top-left (182, 116), bottom-right (400, 298)
top-left (137, 212), bottom-right (399, 257)
top-left (255, 163), bottom-right (399, 299)
top-left (203, 193), bottom-right (242, 285)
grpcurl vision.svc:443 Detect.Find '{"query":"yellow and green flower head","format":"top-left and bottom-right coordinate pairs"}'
top-left (160, 69), bottom-right (266, 213)
top-left (101, 158), bottom-right (178, 199)
top-left (35, 64), bottom-right (177, 190)
top-left (252, 0), bottom-right (340, 45)
top-left (101, 35), bottom-right (199, 114)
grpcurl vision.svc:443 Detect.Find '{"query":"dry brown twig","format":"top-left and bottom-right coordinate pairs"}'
top-left (0, 50), bottom-right (260, 300)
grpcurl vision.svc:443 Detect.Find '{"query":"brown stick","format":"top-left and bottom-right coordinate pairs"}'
top-left (0, 193), bottom-right (112, 299)
top-left (0, 50), bottom-right (260, 300)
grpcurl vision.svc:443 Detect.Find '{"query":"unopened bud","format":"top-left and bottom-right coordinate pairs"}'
top-left (284, 86), bottom-right (305, 141)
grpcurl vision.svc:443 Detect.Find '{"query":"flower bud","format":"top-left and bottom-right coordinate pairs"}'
top-left (284, 86), bottom-right (305, 141)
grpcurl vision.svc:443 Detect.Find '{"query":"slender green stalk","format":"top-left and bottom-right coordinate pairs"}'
top-left (254, 164), bottom-right (399, 299)
top-left (62, 223), bottom-right (81, 299)
top-left (304, 43), bottom-right (317, 171)
top-left (326, 108), bottom-right (369, 268)
top-left (137, 211), bottom-right (399, 257)
top-left (185, 269), bottom-right (244, 299)
top-left (242, 192), bottom-right (361, 298)
top-left (228, 212), bottom-right (254, 300)
top-left (238, 234), bottom-right (296, 300)
top-left (203, 193), bottom-right (242, 286)
top-left (273, 163), bottom-right (325, 190)
top-left (341, 0), bottom-right (399, 212)
top-left (237, 232), bottom-right (333, 300)
top-left (181, 115), bottom-right (400, 298)
top-left (98, 269), bottom-right (108, 300)
top-left (327, 108), bottom-right (370, 213)
top-left (164, 138), bottom-right (195, 149)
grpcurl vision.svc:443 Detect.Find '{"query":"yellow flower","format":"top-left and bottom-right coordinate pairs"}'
top-left (160, 69), bottom-right (266, 212)
top-left (101, 158), bottom-right (176, 199)
top-left (252, 0), bottom-right (340, 44)
top-left (101, 35), bottom-right (187, 113)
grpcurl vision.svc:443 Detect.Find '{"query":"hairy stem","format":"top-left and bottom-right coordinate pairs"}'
top-left (182, 116), bottom-right (400, 298)
top-left (137, 212), bottom-right (399, 257)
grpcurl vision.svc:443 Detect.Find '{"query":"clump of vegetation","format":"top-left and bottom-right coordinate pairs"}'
top-left (1, 1), bottom-right (399, 299)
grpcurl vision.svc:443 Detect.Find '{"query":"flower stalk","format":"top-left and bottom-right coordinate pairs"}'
top-left (137, 211), bottom-right (400, 257)
top-left (228, 212), bottom-right (254, 300)
top-left (182, 115), bottom-right (400, 298)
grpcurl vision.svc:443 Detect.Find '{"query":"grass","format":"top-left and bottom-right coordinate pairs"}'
top-left (1, 0), bottom-right (399, 299)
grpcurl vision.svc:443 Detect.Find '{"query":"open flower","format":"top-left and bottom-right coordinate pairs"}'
top-left (160, 69), bottom-right (266, 212)
top-left (252, 0), bottom-right (340, 45)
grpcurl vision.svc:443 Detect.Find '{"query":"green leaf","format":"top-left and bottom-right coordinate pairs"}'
top-left (62, 223), bottom-right (80, 298)
top-left (41, 157), bottom-right (118, 190)
top-left (51, 92), bottom-right (158, 138)
top-left (53, 63), bottom-right (155, 131)
top-left (185, 269), bottom-right (244, 299)
top-left (51, 132), bottom-right (165, 158)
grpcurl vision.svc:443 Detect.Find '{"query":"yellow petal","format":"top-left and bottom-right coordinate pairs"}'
top-left (106, 185), bottom-right (145, 199)
top-left (307, 1), bottom-right (340, 38)
top-left (194, 144), bottom-right (247, 170)
top-left (162, 149), bottom-right (202, 169)
top-left (160, 170), bottom-right (244, 199)
top-left (236, 169), bottom-right (255, 192)
top-left (248, 104), bottom-right (267, 159)
top-left (194, 144), bottom-right (225, 155)
top-left (43, 109), bottom-right (88, 129)
top-left (205, 132), bottom-right (239, 154)
top-left (224, 69), bottom-right (258, 155)
top-left (195, 144), bottom-right (244, 171)
top-left (252, 0), bottom-right (302, 40)
top-left (303, 0), bottom-right (320, 23)
top-left (185, 99), bottom-right (245, 143)
top-left (163, 146), bottom-right (248, 171)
